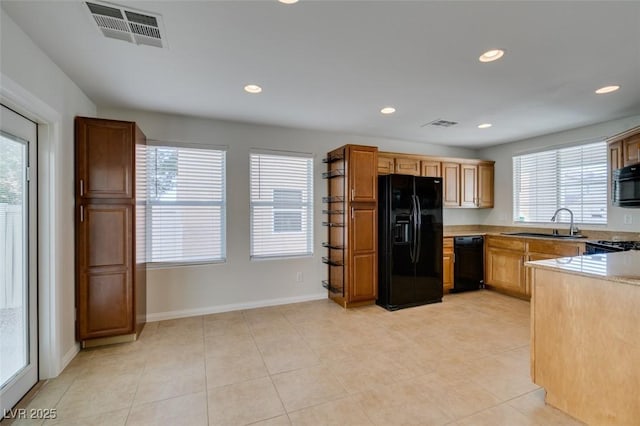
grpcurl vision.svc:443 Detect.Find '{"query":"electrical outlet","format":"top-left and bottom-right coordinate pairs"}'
top-left (624, 214), bottom-right (633, 225)
top-left (296, 272), bottom-right (303, 283)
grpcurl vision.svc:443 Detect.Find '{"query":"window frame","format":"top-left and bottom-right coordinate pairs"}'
top-left (249, 149), bottom-right (314, 261)
top-left (512, 140), bottom-right (608, 226)
top-left (144, 140), bottom-right (228, 269)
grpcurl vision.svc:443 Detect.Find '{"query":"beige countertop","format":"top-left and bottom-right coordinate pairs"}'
top-left (526, 251), bottom-right (640, 286)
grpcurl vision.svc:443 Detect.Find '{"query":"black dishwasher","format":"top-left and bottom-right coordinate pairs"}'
top-left (452, 236), bottom-right (484, 292)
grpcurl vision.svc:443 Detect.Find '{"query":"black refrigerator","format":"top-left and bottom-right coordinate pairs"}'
top-left (377, 174), bottom-right (443, 310)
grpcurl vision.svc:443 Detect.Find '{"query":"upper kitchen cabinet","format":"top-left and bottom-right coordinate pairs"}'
top-left (609, 140), bottom-right (624, 173)
top-left (623, 132), bottom-right (640, 166)
top-left (461, 161), bottom-right (494, 208)
top-left (76, 118), bottom-right (136, 199)
top-left (421, 160), bottom-right (441, 177)
top-left (377, 151), bottom-right (494, 209)
top-left (394, 156), bottom-right (421, 176)
top-left (608, 126), bottom-right (640, 169)
top-left (348, 145), bottom-right (378, 202)
top-left (378, 154), bottom-right (394, 175)
top-left (478, 162), bottom-right (495, 208)
top-left (442, 162), bottom-right (461, 207)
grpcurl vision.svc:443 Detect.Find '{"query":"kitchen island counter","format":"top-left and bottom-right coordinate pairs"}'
top-left (527, 251), bottom-right (640, 425)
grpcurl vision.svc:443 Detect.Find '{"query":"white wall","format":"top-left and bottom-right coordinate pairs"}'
top-left (478, 115), bottom-right (640, 232)
top-left (98, 107), bottom-right (480, 319)
top-left (1, 10), bottom-right (96, 376)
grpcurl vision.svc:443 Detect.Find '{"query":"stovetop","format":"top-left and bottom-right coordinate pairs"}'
top-left (588, 240), bottom-right (640, 251)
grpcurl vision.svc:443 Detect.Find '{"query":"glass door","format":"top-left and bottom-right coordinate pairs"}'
top-left (0, 104), bottom-right (37, 413)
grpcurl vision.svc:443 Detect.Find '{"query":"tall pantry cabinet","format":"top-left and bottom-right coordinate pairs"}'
top-left (322, 145), bottom-right (378, 308)
top-left (75, 117), bottom-right (146, 347)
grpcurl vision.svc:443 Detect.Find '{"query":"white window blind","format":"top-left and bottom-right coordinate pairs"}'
top-left (146, 143), bottom-right (226, 264)
top-left (250, 151), bottom-right (313, 259)
top-left (513, 141), bottom-right (607, 224)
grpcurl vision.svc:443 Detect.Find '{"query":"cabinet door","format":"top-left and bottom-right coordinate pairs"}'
top-left (76, 117), bottom-right (134, 199)
top-left (477, 163), bottom-right (494, 208)
top-left (442, 162), bottom-right (460, 207)
top-left (443, 238), bottom-right (454, 293)
top-left (378, 155), bottom-right (394, 175)
top-left (349, 206), bottom-right (377, 302)
top-left (623, 134), bottom-right (640, 166)
top-left (348, 146), bottom-right (377, 202)
top-left (77, 204), bottom-right (133, 339)
top-left (486, 247), bottom-right (525, 296)
top-left (421, 160), bottom-right (441, 177)
top-left (460, 164), bottom-right (478, 207)
top-left (609, 140), bottom-right (623, 172)
top-left (394, 157), bottom-right (421, 176)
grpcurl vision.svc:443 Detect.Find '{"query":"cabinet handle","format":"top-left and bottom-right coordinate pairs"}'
top-left (351, 188), bottom-right (354, 201)
top-left (351, 207), bottom-right (355, 220)
top-left (80, 179), bottom-right (84, 197)
top-left (80, 205), bottom-right (84, 222)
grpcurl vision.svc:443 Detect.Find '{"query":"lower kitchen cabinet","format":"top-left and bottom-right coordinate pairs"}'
top-left (485, 237), bottom-right (527, 298)
top-left (443, 237), bottom-right (454, 293)
top-left (485, 235), bottom-right (586, 299)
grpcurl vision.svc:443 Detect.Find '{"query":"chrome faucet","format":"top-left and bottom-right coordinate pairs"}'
top-left (550, 208), bottom-right (580, 236)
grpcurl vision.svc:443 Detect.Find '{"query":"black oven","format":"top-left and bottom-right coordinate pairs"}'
top-left (613, 164), bottom-right (640, 207)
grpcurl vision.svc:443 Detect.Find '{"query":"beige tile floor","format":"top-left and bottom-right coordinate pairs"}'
top-left (6, 290), bottom-right (584, 425)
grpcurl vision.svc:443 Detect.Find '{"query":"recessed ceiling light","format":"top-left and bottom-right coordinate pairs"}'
top-left (479, 49), bottom-right (505, 63)
top-left (278, 0), bottom-right (299, 4)
top-left (380, 107), bottom-right (396, 115)
top-left (595, 85), bottom-right (620, 94)
top-left (478, 123), bottom-right (492, 129)
top-left (244, 84), bottom-right (262, 94)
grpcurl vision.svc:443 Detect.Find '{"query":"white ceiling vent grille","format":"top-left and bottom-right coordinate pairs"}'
top-left (86, 1), bottom-right (166, 48)
top-left (421, 119), bottom-right (459, 128)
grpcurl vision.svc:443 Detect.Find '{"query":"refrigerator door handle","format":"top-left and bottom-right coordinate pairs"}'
top-left (411, 195), bottom-right (419, 264)
top-left (414, 195), bottom-right (422, 262)
top-left (408, 196), bottom-right (416, 264)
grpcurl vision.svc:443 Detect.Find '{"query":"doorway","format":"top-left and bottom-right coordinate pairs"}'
top-left (0, 104), bottom-right (38, 413)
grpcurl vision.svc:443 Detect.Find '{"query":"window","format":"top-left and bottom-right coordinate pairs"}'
top-left (250, 151), bottom-right (313, 259)
top-left (513, 141), bottom-right (607, 224)
top-left (145, 143), bottom-right (226, 264)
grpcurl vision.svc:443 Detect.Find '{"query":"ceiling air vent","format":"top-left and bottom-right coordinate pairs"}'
top-left (86, 1), bottom-right (166, 48)
top-left (422, 119), bottom-right (459, 128)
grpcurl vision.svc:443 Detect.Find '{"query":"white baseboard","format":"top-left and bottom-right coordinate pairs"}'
top-left (59, 343), bottom-right (80, 374)
top-left (146, 293), bottom-right (327, 322)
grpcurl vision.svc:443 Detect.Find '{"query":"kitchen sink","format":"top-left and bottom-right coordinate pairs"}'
top-left (501, 232), bottom-right (587, 239)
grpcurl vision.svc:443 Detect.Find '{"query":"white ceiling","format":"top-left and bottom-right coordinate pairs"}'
top-left (3, 1), bottom-right (640, 148)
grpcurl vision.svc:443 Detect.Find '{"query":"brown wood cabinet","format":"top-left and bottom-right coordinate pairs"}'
top-left (378, 154), bottom-right (394, 175)
top-left (609, 140), bottom-right (624, 172)
top-left (394, 157), bottom-right (421, 176)
top-left (323, 145), bottom-right (378, 308)
top-left (623, 132), bottom-right (640, 166)
top-left (608, 127), bottom-right (640, 179)
top-left (375, 151), bottom-right (494, 209)
top-left (485, 236), bottom-right (526, 298)
top-left (478, 162), bottom-right (494, 208)
top-left (442, 162), bottom-right (461, 207)
top-left (485, 235), bottom-right (585, 299)
top-left (443, 237), bottom-right (454, 293)
top-left (75, 117), bottom-right (146, 345)
top-left (460, 164), bottom-right (478, 208)
top-left (421, 160), bottom-right (441, 177)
